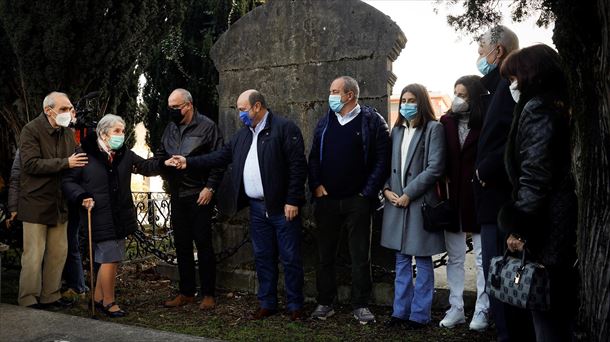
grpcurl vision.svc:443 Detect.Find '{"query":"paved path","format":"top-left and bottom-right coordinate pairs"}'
top-left (0, 303), bottom-right (219, 342)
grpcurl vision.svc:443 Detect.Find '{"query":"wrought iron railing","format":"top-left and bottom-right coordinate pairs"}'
top-left (127, 192), bottom-right (177, 263)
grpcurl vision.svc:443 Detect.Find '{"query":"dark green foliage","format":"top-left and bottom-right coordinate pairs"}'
top-left (140, 0), bottom-right (264, 153)
top-left (436, 0), bottom-right (554, 39)
top-left (0, 0), bottom-right (184, 164)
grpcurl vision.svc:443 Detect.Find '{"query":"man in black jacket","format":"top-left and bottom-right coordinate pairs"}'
top-left (473, 26), bottom-right (534, 341)
top-left (308, 76), bottom-right (390, 325)
top-left (167, 90), bottom-right (308, 321)
top-left (159, 89), bottom-right (225, 311)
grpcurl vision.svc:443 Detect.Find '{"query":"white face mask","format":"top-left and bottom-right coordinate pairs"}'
top-left (51, 109), bottom-right (73, 127)
top-left (509, 80), bottom-right (521, 103)
top-left (451, 96), bottom-right (469, 113)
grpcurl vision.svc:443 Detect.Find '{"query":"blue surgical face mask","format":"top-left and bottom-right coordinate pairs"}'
top-left (239, 110), bottom-right (252, 127)
top-left (477, 46), bottom-right (498, 75)
top-left (400, 103), bottom-right (418, 120)
top-left (328, 94), bottom-right (345, 113)
top-left (108, 134), bottom-right (125, 150)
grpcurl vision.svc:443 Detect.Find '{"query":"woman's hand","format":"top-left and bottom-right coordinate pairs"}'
top-left (82, 198), bottom-right (95, 210)
top-left (507, 234), bottom-right (525, 252)
top-left (384, 189), bottom-right (398, 202)
top-left (395, 194), bottom-right (410, 208)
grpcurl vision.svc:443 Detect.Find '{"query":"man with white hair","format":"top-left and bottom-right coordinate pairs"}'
top-left (462, 25), bottom-right (534, 341)
top-left (17, 91), bottom-right (88, 308)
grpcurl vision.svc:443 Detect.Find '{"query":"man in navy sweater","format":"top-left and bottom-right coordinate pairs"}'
top-left (308, 76), bottom-right (390, 324)
top-left (167, 90), bottom-right (307, 321)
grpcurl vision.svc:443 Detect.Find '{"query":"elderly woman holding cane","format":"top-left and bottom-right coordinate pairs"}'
top-left (63, 114), bottom-right (162, 317)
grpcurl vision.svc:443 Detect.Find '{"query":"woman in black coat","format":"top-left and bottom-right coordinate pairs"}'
top-left (63, 114), bottom-right (161, 317)
top-left (438, 75), bottom-right (490, 330)
top-left (498, 44), bottom-right (577, 341)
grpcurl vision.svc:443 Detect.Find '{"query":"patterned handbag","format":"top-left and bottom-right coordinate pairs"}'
top-left (486, 249), bottom-right (551, 311)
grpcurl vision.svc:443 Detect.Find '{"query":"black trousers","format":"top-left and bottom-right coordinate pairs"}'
top-left (171, 194), bottom-right (215, 297)
top-left (314, 195), bottom-right (372, 308)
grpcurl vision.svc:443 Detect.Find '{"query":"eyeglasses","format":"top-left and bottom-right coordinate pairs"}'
top-left (168, 102), bottom-right (188, 110)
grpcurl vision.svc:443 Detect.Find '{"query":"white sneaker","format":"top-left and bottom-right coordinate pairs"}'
top-left (469, 311), bottom-right (489, 331)
top-left (439, 306), bottom-right (466, 328)
top-left (311, 304), bottom-right (335, 320)
top-left (352, 307), bottom-right (376, 325)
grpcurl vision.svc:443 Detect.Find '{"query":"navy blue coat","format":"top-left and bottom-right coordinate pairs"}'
top-left (474, 68), bottom-right (515, 224)
top-left (186, 110), bottom-right (307, 216)
top-left (308, 105), bottom-right (391, 199)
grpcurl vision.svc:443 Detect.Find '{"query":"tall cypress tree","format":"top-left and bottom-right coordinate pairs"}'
top-left (0, 0), bottom-right (185, 174)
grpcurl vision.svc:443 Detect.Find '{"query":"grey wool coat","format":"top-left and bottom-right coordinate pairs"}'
top-left (381, 121), bottom-right (446, 256)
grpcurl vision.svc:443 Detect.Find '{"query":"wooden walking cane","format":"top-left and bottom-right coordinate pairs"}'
top-left (87, 207), bottom-right (96, 318)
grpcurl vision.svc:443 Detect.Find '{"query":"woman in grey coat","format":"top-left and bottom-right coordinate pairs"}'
top-left (381, 83), bottom-right (446, 329)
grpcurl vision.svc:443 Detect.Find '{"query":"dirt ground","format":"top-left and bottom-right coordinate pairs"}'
top-left (0, 260), bottom-right (496, 342)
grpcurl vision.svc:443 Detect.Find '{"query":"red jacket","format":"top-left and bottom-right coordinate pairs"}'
top-left (440, 113), bottom-right (480, 233)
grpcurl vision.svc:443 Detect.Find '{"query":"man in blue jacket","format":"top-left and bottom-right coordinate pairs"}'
top-left (308, 76), bottom-right (390, 324)
top-left (167, 89), bottom-right (307, 321)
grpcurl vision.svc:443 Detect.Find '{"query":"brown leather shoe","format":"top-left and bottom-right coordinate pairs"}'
top-left (163, 294), bottom-right (195, 307)
top-left (199, 296), bottom-right (216, 310)
top-left (250, 307), bottom-right (277, 320)
top-left (289, 309), bottom-right (305, 321)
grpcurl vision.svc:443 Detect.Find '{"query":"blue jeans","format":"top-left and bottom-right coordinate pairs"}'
top-left (392, 253), bottom-right (433, 324)
top-left (249, 199), bottom-right (304, 311)
top-left (62, 205), bottom-right (86, 292)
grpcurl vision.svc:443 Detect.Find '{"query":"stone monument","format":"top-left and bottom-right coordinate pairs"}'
top-left (209, 0), bottom-right (406, 303)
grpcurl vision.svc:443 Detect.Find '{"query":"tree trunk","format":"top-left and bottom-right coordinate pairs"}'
top-left (552, 0), bottom-right (610, 340)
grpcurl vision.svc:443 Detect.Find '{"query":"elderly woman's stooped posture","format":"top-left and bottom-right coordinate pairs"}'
top-left (63, 114), bottom-right (161, 317)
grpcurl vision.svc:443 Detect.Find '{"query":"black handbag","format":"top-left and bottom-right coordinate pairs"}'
top-left (419, 123), bottom-right (457, 232)
top-left (421, 181), bottom-right (456, 232)
top-left (486, 248), bottom-right (551, 311)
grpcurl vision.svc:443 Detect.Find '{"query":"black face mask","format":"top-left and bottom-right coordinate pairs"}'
top-left (168, 108), bottom-right (183, 124)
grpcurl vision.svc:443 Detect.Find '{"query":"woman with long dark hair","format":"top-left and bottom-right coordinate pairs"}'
top-left (381, 83), bottom-right (446, 329)
top-left (438, 75), bottom-right (490, 331)
top-left (498, 44), bottom-right (577, 341)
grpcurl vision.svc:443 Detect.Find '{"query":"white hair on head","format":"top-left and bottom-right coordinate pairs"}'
top-left (42, 91), bottom-right (68, 109)
top-left (96, 114), bottom-right (126, 139)
top-left (483, 25), bottom-right (519, 53)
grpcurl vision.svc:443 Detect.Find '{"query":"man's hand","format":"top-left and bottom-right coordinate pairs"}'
top-left (395, 194), bottom-right (410, 208)
top-left (507, 234), bottom-right (525, 252)
top-left (166, 155), bottom-right (187, 169)
top-left (197, 188), bottom-right (213, 206)
top-left (82, 198), bottom-right (95, 210)
top-left (6, 211), bottom-right (17, 228)
top-left (313, 185), bottom-right (328, 198)
top-left (68, 153), bottom-right (88, 168)
top-left (284, 204), bottom-right (299, 221)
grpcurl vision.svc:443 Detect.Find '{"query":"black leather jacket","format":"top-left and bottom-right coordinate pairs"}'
top-left (498, 96), bottom-right (577, 267)
top-left (157, 111), bottom-right (225, 198)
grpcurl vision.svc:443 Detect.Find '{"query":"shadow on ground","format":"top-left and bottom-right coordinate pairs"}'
top-left (0, 260), bottom-right (496, 342)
